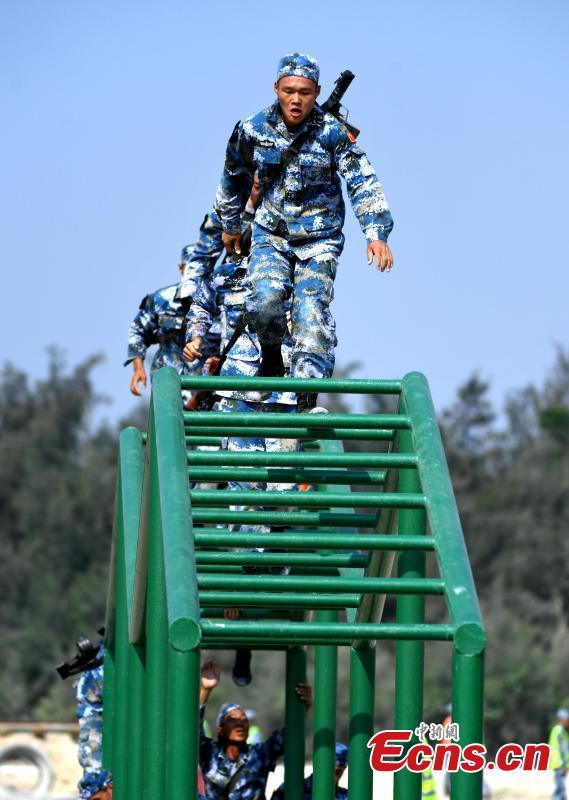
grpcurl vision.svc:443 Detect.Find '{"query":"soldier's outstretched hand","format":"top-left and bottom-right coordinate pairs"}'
top-left (130, 358), bottom-right (147, 396)
top-left (367, 240), bottom-right (393, 272)
top-left (295, 682), bottom-right (313, 710)
top-left (184, 338), bottom-right (203, 362)
top-left (201, 659), bottom-right (221, 690)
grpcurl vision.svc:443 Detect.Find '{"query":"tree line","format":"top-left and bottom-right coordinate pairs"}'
top-left (0, 348), bottom-right (567, 751)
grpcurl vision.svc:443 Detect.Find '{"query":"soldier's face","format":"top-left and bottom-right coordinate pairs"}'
top-left (220, 708), bottom-right (250, 742)
top-left (275, 76), bottom-right (320, 128)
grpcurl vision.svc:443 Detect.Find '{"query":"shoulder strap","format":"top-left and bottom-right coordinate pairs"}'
top-left (222, 759), bottom-right (247, 798)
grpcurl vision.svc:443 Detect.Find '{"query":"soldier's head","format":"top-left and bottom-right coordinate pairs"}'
top-left (216, 703), bottom-right (250, 744)
top-left (558, 709), bottom-right (569, 730)
top-left (334, 743), bottom-right (348, 784)
top-left (179, 245), bottom-right (192, 275)
top-left (275, 52), bottom-right (320, 128)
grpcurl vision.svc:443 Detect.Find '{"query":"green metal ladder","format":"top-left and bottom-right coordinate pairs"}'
top-left (103, 368), bottom-right (485, 800)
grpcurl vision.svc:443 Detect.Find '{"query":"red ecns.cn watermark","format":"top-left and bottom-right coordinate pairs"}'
top-left (367, 728), bottom-right (551, 773)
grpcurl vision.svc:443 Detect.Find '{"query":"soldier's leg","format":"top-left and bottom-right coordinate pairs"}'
top-left (246, 232), bottom-right (294, 375)
top-left (291, 242), bottom-right (341, 380)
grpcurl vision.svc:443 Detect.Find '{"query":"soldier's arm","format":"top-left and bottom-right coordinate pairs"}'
top-left (124, 295), bottom-right (158, 366)
top-left (125, 295), bottom-right (159, 394)
top-left (216, 122), bottom-right (255, 238)
top-left (335, 130), bottom-right (394, 270)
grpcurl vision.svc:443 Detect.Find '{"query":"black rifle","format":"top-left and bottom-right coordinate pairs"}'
top-left (321, 70), bottom-right (360, 139)
top-left (56, 632), bottom-right (104, 679)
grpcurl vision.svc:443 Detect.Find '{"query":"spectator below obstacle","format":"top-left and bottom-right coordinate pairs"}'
top-left (199, 659), bottom-right (312, 800)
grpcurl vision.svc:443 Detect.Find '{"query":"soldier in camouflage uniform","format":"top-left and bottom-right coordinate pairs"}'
top-left (177, 175), bottom-right (260, 302)
top-left (125, 263), bottom-right (219, 402)
top-left (199, 659), bottom-right (312, 800)
top-left (75, 647), bottom-right (112, 800)
top-left (216, 52), bottom-right (394, 408)
top-left (185, 256), bottom-right (300, 686)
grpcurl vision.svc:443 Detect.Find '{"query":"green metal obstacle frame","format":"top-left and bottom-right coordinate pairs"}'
top-left (102, 368), bottom-right (485, 800)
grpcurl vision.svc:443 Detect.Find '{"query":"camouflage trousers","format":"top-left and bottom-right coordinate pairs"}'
top-left (218, 398), bottom-right (298, 538)
top-left (246, 225), bottom-right (342, 379)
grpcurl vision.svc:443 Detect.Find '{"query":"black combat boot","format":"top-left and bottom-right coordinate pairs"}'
top-left (232, 648), bottom-right (253, 686)
top-left (296, 392), bottom-right (318, 413)
top-left (259, 345), bottom-right (285, 377)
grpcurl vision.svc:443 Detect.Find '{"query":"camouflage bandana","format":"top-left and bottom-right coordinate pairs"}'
top-left (276, 52), bottom-right (319, 84)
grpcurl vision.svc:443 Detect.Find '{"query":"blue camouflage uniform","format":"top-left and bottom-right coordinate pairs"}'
top-left (215, 52), bottom-right (393, 379)
top-left (187, 258), bottom-right (298, 539)
top-left (271, 742), bottom-right (348, 800)
top-left (76, 652), bottom-right (111, 799)
top-left (125, 282), bottom-right (220, 400)
top-left (178, 204), bottom-right (256, 301)
top-left (200, 704), bottom-right (285, 800)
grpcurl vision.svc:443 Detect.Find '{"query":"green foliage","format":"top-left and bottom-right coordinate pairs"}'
top-left (0, 350), bottom-right (133, 720)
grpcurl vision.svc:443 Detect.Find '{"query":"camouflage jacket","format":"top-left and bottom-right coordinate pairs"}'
top-left (216, 101), bottom-right (393, 243)
top-left (76, 655), bottom-right (112, 799)
top-left (126, 283), bottom-right (200, 375)
top-left (179, 205), bottom-right (256, 300)
top-left (186, 260), bottom-right (295, 405)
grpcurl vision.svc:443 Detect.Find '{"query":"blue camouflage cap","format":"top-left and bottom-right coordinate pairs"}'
top-left (335, 742), bottom-right (348, 767)
top-left (180, 245), bottom-right (193, 264)
top-left (277, 52), bottom-right (320, 85)
top-left (216, 702), bottom-right (246, 728)
top-left (557, 708), bottom-right (569, 720)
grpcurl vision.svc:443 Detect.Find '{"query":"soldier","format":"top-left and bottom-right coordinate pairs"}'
top-left (199, 659), bottom-right (312, 800)
top-left (75, 646), bottom-right (112, 800)
top-left (216, 52), bottom-right (394, 410)
top-left (271, 742), bottom-right (348, 800)
top-left (177, 174), bottom-right (261, 302)
top-left (125, 262), bottom-right (219, 402)
top-left (184, 252), bottom-right (300, 687)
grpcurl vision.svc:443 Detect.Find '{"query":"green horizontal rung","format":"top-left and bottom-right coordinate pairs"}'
top-left (187, 451), bottom-right (418, 469)
top-left (188, 467), bottom-right (387, 485)
top-left (180, 376), bottom-right (402, 394)
top-left (191, 510), bottom-right (378, 527)
top-left (184, 426), bottom-right (395, 442)
top-left (186, 437), bottom-right (222, 447)
top-left (197, 574), bottom-right (444, 594)
top-left (199, 592), bottom-right (362, 609)
top-left (190, 490), bottom-right (426, 509)
top-left (195, 552), bottom-right (369, 568)
top-left (184, 412), bottom-right (409, 430)
top-left (194, 531), bottom-right (434, 551)
top-left (195, 565), bottom-right (244, 574)
top-left (200, 620), bottom-right (454, 644)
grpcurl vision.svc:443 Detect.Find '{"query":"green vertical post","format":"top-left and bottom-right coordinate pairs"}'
top-left (102, 646), bottom-right (115, 771)
top-left (113, 515), bottom-right (130, 800)
top-left (143, 439), bottom-right (168, 800)
top-left (348, 645), bottom-right (375, 800)
top-left (166, 647), bottom-right (201, 800)
top-left (285, 646), bottom-right (307, 800)
top-left (394, 422), bottom-right (426, 800)
top-left (313, 610), bottom-right (338, 800)
top-left (451, 648), bottom-right (484, 800)
top-left (126, 644), bottom-right (146, 800)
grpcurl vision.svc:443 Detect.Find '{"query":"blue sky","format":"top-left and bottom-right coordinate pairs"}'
top-left (1, 0), bottom-right (568, 422)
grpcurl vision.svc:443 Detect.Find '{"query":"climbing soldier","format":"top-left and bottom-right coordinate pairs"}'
top-left (198, 659), bottom-right (312, 800)
top-left (215, 52), bottom-right (394, 410)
